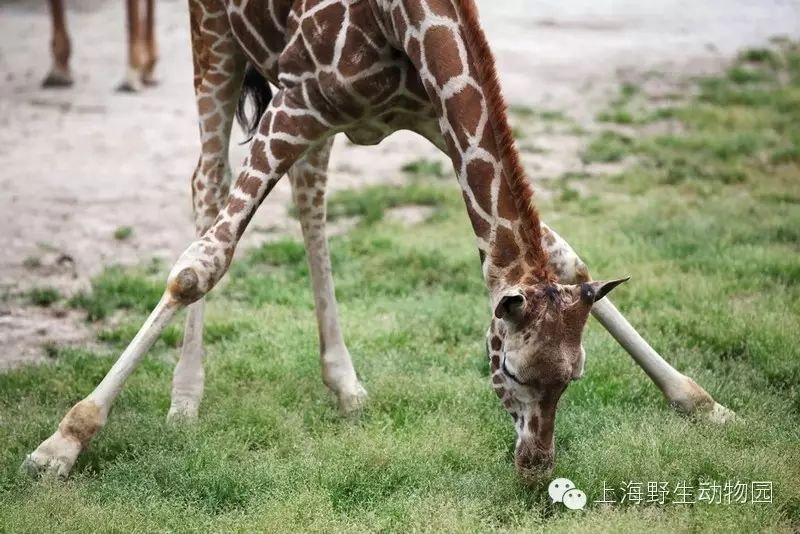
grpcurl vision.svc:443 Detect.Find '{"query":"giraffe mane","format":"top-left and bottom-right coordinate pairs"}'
top-left (455, 0), bottom-right (554, 283)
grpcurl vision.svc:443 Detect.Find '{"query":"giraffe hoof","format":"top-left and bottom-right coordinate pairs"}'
top-left (167, 402), bottom-right (200, 424)
top-left (41, 71), bottom-right (74, 88)
top-left (117, 65), bottom-right (146, 93)
top-left (667, 376), bottom-right (736, 424)
top-left (22, 430), bottom-right (82, 479)
top-left (337, 383), bottom-right (368, 414)
top-left (116, 80), bottom-right (143, 93)
top-left (704, 402), bottom-right (736, 424)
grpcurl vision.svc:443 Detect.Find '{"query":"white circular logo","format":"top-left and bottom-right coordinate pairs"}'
top-left (547, 478), bottom-right (575, 503)
top-left (562, 489), bottom-right (587, 510)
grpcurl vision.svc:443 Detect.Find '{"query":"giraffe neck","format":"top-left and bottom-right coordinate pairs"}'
top-left (413, 0), bottom-right (554, 292)
top-left (458, 157), bottom-right (549, 291)
top-left (459, 0), bottom-right (553, 291)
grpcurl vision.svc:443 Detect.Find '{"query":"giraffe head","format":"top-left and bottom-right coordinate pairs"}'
top-left (489, 278), bottom-right (628, 480)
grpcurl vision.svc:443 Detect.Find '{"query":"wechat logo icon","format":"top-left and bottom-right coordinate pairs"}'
top-left (548, 478), bottom-right (587, 510)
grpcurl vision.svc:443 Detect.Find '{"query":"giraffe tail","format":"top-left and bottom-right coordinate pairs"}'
top-left (236, 63), bottom-right (272, 143)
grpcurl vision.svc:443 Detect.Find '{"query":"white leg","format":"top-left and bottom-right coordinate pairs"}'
top-left (289, 140), bottom-right (367, 413)
top-left (590, 299), bottom-right (734, 422)
top-left (23, 294), bottom-right (180, 477)
top-left (165, 20), bottom-right (246, 421)
top-left (540, 223), bottom-right (735, 422)
top-left (168, 300), bottom-right (205, 421)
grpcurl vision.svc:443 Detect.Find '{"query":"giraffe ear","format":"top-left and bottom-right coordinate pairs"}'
top-left (495, 289), bottom-right (527, 322)
top-left (580, 277), bottom-right (630, 304)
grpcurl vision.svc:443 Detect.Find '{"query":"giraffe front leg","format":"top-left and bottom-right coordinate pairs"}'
top-left (540, 223), bottom-right (735, 422)
top-left (24, 87), bottom-right (327, 478)
top-left (166, 84), bottom-right (331, 304)
top-left (289, 139), bottom-right (367, 413)
top-left (163, 87), bottom-right (332, 410)
top-left (24, 293), bottom-right (179, 478)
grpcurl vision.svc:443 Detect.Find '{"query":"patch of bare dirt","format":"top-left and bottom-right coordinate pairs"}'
top-left (0, 305), bottom-right (94, 371)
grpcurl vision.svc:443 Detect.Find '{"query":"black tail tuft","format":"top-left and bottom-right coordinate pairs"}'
top-left (236, 64), bottom-right (272, 143)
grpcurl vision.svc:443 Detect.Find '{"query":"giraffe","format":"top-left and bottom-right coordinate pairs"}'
top-left (43, 0), bottom-right (158, 91)
top-left (23, 0), bottom-right (734, 481)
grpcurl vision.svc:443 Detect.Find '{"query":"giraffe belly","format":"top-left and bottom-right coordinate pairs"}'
top-left (224, 0), bottom-right (438, 147)
top-left (343, 124), bottom-right (393, 146)
top-left (342, 106), bottom-right (437, 146)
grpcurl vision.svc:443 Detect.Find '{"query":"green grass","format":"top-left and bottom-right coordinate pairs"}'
top-left (324, 182), bottom-right (455, 224)
top-left (738, 47), bottom-right (781, 67)
top-left (594, 81), bottom-right (653, 125)
top-left (2, 44), bottom-right (800, 532)
top-left (401, 158), bottom-right (446, 178)
top-left (508, 105), bottom-right (570, 123)
top-left (69, 266), bottom-right (164, 321)
top-left (113, 226), bottom-right (134, 241)
top-left (595, 108), bottom-right (638, 125)
top-left (583, 131), bottom-right (634, 163)
top-left (27, 287), bottom-right (61, 307)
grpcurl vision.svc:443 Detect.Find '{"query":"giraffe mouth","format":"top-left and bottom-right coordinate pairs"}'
top-left (501, 353), bottom-right (527, 385)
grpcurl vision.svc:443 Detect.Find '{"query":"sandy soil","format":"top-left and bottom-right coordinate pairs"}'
top-left (1, 0), bottom-right (798, 368)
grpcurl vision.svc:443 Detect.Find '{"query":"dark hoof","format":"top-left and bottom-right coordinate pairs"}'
top-left (115, 81), bottom-right (141, 93)
top-left (41, 73), bottom-right (74, 88)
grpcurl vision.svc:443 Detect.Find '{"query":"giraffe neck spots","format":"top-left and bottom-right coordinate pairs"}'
top-left (387, 0), bottom-right (553, 290)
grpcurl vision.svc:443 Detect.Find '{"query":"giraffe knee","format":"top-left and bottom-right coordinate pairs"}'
top-left (166, 240), bottom-right (230, 304)
top-left (167, 267), bottom-right (204, 304)
top-left (541, 225), bottom-right (592, 284)
top-left (552, 253), bottom-right (591, 284)
top-left (574, 259), bottom-right (591, 283)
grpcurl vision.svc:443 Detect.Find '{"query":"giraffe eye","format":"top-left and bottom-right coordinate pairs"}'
top-left (580, 284), bottom-right (595, 304)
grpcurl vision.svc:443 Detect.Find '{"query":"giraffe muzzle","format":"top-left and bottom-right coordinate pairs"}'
top-left (515, 441), bottom-right (555, 482)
